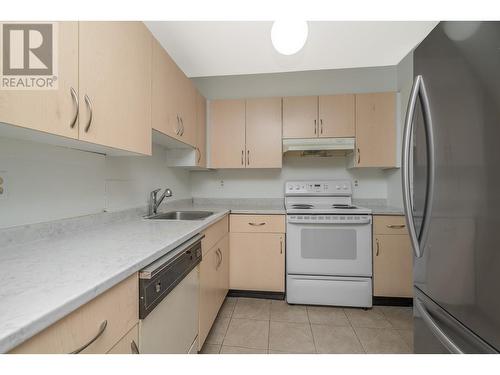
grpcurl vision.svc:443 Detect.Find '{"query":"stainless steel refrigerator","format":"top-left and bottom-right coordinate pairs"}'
top-left (402, 21), bottom-right (500, 354)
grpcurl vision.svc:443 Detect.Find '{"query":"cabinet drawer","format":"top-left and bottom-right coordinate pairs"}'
top-left (10, 274), bottom-right (138, 354)
top-left (107, 325), bottom-right (139, 354)
top-left (373, 215), bottom-right (408, 235)
top-left (202, 215), bottom-right (229, 256)
top-left (230, 214), bottom-right (285, 233)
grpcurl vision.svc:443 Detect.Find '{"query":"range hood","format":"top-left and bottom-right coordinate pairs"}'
top-left (283, 137), bottom-right (355, 156)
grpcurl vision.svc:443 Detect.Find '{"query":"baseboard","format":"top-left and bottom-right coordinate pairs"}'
top-left (228, 289), bottom-right (285, 300)
top-left (373, 296), bottom-right (413, 307)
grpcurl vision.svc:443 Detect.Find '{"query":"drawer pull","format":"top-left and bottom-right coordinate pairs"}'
top-left (249, 222), bottom-right (266, 226)
top-left (280, 237), bottom-right (283, 254)
top-left (376, 238), bottom-right (380, 256)
top-left (70, 320), bottom-right (107, 354)
top-left (386, 224), bottom-right (406, 229)
top-left (131, 340), bottom-right (140, 354)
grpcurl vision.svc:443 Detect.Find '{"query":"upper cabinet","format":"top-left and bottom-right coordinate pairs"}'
top-left (79, 22), bottom-right (152, 155)
top-left (318, 94), bottom-right (355, 138)
top-left (245, 98), bottom-right (282, 168)
top-left (210, 99), bottom-right (246, 168)
top-left (209, 98), bottom-right (282, 169)
top-left (0, 22), bottom-right (79, 139)
top-left (151, 37), bottom-right (196, 148)
top-left (283, 95), bottom-right (355, 139)
top-left (354, 92), bottom-right (397, 168)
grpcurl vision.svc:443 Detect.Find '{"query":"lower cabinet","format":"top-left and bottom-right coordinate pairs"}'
top-left (107, 325), bottom-right (139, 354)
top-left (10, 273), bottom-right (139, 354)
top-left (373, 215), bottom-right (413, 298)
top-left (229, 214), bottom-right (286, 293)
top-left (198, 216), bottom-right (229, 350)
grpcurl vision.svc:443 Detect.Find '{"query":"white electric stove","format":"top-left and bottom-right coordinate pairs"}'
top-left (285, 180), bottom-right (373, 308)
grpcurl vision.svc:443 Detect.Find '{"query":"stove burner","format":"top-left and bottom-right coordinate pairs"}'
top-left (292, 204), bottom-right (314, 209)
top-left (332, 204), bottom-right (357, 209)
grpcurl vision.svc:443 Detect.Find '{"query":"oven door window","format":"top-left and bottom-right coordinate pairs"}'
top-left (301, 228), bottom-right (357, 260)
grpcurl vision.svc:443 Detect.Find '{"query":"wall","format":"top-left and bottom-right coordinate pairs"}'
top-left (191, 65), bottom-right (400, 201)
top-left (0, 138), bottom-right (191, 229)
top-left (385, 51), bottom-right (414, 208)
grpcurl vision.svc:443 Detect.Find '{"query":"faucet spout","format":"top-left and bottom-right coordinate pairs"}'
top-left (148, 188), bottom-right (173, 216)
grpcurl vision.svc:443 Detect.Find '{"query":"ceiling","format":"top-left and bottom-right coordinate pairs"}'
top-left (145, 21), bottom-right (438, 78)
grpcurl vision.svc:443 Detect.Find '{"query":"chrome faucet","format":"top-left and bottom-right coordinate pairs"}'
top-left (148, 188), bottom-right (173, 216)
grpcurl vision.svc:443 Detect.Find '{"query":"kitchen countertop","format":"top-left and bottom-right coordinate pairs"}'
top-left (353, 199), bottom-right (404, 216)
top-left (192, 198), bottom-right (286, 214)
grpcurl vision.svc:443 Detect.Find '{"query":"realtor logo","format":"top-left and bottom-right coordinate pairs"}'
top-left (1, 22), bottom-right (58, 89)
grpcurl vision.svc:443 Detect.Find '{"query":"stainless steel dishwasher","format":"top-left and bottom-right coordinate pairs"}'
top-left (138, 233), bottom-right (203, 354)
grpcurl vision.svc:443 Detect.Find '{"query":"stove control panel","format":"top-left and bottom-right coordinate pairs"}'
top-left (287, 215), bottom-right (371, 225)
top-left (285, 180), bottom-right (352, 196)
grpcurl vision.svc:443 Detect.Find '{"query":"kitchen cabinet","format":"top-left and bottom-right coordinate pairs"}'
top-left (229, 214), bottom-right (286, 293)
top-left (151, 37), bottom-right (196, 148)
top-left (209, 98), bottom-right (282, 169)
top-left (282, 96), bottom-right (318, 138)
top-left (78, 22), bottom-right (152, 155)
top-left (373, 215), bottom-right (413, 298)
top-left (199, 216), bottom-right (229, 349)
top-left (107, 325), bottom-right (139, 354)
top-left (195, 91), bottom-right (207, 168)
top-left (209, 99), bottom-right (246, 168)
top-left (354, 92), bottom-right (397, 167)
top-left (10, 273), bottom-right (139, 354)
top-left (318, 94), bottom-right (355, 137)
top-left (245, 98), bottom-right (282, 168)
top-left (0, 22), bottom-right (79, 139)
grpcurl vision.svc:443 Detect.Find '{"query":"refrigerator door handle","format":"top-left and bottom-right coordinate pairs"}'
top-left (402, 75), bottom-right (436, 258)
top-left (415, 298), bottom-right (463, 354)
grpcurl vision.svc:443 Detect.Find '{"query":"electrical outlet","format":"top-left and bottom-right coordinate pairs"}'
top-left (220, 180), bottom-right (224, 188)
top-left (354, 179), bottom-right (359, 187)
top-left (0, 171), bottom-right (6, 199)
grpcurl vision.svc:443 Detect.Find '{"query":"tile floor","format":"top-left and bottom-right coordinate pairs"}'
top-left (200, 297), bottom-right (413, 354)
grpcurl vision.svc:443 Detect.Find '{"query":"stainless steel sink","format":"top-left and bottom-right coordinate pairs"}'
top-left (146, 210), bottom-right (214, 221)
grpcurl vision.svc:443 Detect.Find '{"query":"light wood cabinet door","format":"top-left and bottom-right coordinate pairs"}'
top-left (107, 325), bottom-right (139, 354)
top-left (245, 97), bottom-right (282, 168)
top-left (152, 37), bottom-right (181, 140)
top-left (373, 234), bottom-right (413, 298)
top-left (216, 234), bottom-right (230, 305)
top-left (0, 22), bottom-right (79, 139)
top-left (209, 99), bottom-right (246, 168)
top-left (78, 22), bottom-right (152, 155)
top-left (318, 94), bottom-right (355, 138)
top-left (177, 77), bottom-right (197, 147)
top-left (283, 96), bottom-right (318, 138)
top-left (355, 92), bottom-right (396, 167)
top-left (195, 91), bottom-right (207, 168)
top-left (229, 233), bottom-right (285, 292)
top-left (198, 246), bottom-right (220, 348)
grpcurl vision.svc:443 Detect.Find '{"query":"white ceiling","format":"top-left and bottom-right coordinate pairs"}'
top-left (145, 21), bottom-right (438, 78)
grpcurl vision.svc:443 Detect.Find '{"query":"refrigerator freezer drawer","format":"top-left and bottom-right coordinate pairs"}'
top-left (286, 275), bottom-right (372, 308)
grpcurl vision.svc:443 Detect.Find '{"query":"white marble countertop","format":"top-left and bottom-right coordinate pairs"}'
top-left (192, 198), bottom-right (285, 214)
top-left (0, 206), bottom-right (229, 353)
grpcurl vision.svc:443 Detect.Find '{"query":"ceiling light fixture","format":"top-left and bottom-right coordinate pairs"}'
top-left (271, 21), bottom-right (309, 55)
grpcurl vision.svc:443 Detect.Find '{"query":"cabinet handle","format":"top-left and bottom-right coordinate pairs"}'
top-left (386, 224), bottom-right (406, 229)
top-left (320, 119), bottom-right (323, 134)
top-left (196, 147), bottom-right (201, 163)
top-left (247, 150), bottom-right (250, 166)
top-left (249, 222), bottom-right (266, 226)
top-left (180, 117), bottom-right (185, 136)
top-left (69, 87), bottom-right (79, 129)
top-left (70, 320), bottom-right (107, 354)
top-left (375, 238), bottom-right (380, 256)
top-left (280, 237), bottom-right (283, 254)
top-left (357, 148), bottom-right (361, 164)
top-left (216, 248), bottom-right (222, 269)
top-left (131, 340), bottom-right (140, 354)
top-left (314, 119), bottom-right (317, 135)
top-left (84, 94), bottom-right (93, 133)
top-left (175, 115), bottom-right (180, 135)
top-left (241, 150), bottom-right (244, 165)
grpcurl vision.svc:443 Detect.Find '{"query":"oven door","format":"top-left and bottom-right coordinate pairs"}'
top-left (286, 216), bottom-right (372, 277)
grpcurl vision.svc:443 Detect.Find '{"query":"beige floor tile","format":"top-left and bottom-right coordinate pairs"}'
top-left (379, 306), bottom-right (413, 330)
top-left (200, 343), bottom-right (221, 354)
top-left (345, 307), bottom-right (392, 328)
top-left (396, 329), bottom-right (414, 352)
top-left (269, 321), bottom-right (315, 353)
top-left (223, 318), bottom-right (269, 349)
top-left (233, 297), bottom-right (271, 320)
top-left (218, 297), bottom-right (237, 318)
top-left (220, 346), bottom-right (268, 354)
top-left (271, 300), bottom-right (308, 323)
top-left (268, 349), bottom-right (312, 354)
top-left (205, 316), bottom-right (230, 345)
top-left (311, 324), bottom-right (364, 354)
top-left (354, 327), bottom-right (412, 354)
top-left (307, 305), bottom-right (350, 326)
